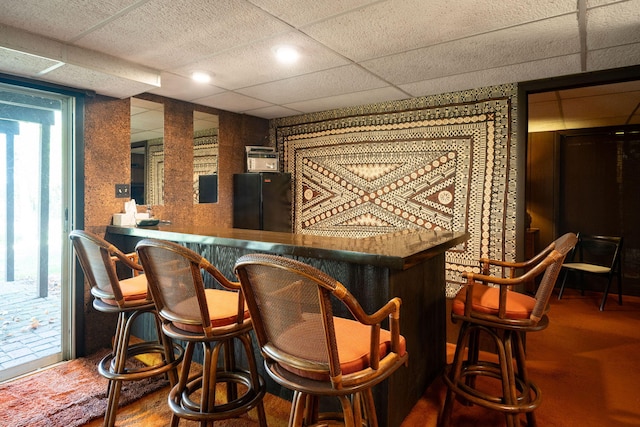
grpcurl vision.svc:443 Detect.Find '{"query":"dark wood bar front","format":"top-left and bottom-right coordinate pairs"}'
top-left (105, 225), bottom-right (467, 427)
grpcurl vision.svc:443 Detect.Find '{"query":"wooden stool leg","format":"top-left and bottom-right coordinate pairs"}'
top-left (440, 322), bottom-right (471, 427)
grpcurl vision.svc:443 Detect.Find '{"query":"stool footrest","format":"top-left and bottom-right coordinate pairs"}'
top-left (443, 362), bottom-right (541, 414)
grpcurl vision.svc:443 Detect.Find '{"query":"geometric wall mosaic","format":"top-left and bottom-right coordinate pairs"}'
top-left (274, 84), bottom-right (519, 297)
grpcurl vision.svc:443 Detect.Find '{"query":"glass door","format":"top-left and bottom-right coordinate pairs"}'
top-left (0, 83), bottom-right (73, 382)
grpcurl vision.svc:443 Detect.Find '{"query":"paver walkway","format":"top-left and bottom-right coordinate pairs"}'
top-left (0, 279), bottom-right (61, 372)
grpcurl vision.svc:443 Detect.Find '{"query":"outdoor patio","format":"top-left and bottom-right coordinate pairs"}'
top-left (0, 278), bottom-right (61, 372)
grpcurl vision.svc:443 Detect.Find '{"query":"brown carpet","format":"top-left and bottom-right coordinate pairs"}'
top-left (0, 348), bottom-right (169, 427)
top-left (3, 289), bottom-right (639, 427)
top-left (401, 289), bottom-right (640, 427)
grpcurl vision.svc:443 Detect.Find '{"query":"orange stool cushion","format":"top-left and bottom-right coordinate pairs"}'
top-left (174, 288), bottom-right (250, 333)
top-left (452, 283), bottom-right (536, 319)
top-left (276, 315), bottom-right (407, 381)
top-left (100, 274), bottom-right (149, 305)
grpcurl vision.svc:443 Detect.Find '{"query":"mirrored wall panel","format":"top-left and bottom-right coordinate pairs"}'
top-left (193, 111), bottom-right (219, 204)
top-left (130, 98), bottom-right (164, 205)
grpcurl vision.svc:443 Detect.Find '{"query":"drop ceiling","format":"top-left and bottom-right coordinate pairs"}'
top-left (0, 0), bottom-right (639, 131)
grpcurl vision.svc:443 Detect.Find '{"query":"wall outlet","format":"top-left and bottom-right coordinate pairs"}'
top-left (115, 184), bottom-right (130, 198)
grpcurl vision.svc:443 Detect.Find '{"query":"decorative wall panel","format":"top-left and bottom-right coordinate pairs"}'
top-left (273, 84), bottom-right (518, 296)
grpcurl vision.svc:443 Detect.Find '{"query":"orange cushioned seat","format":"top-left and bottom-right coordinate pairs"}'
top-left (452, 283), bottom-right (536, 320)
top-left (275, 315), bottom-right (407, 381)
top-left (173, 289), bottom-right (251, 332)
top-left (100, 273), bottom-right (149, 305)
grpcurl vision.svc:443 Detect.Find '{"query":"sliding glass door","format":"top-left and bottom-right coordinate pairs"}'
top-left (0, 83), bottom-right (74, 382)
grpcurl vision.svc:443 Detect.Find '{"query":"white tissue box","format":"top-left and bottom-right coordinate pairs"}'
top-left (112, 213), bottom-right (134, 226)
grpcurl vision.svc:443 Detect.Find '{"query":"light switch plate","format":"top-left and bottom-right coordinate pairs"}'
top-left (115, 184), bottom-right (130, 198)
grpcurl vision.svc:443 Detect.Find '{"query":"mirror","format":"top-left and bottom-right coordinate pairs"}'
top-left (130, 98), bottom-right (164, 205)
top-left (193, 111), bottom-right (219, 204)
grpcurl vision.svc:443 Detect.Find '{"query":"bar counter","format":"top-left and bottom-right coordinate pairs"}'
top-left (105, 225), bottom-right (467, 427)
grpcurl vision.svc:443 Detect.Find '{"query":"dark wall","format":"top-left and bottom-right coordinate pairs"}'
top-left (527, 125), bottom-right (640, 297)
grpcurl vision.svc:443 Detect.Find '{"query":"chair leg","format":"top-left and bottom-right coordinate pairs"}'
top-left (361, 389), bottom-right (378, 427)
top-left (497, 331), bottom-right (519, 427)
top-left (338, 395), bottom-right (355, 427)
top-left (103, 311), bottom-right (131, 427)
top-left (440, 322), bottom-right (471, 427)
top-left (600, 277), bottom-right (612, 311)
top-left (236, 333), bottom-right (267, 427)
top-left (558, 269), bottom-right (569, 300)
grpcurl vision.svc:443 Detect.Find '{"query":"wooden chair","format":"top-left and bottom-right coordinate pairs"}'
top-left (558, 233), bottom-right (623, 311)
top-left (478, 239), bottom-right (559, 290)
top-left (135, 239), bottom-right (267, 427)
top-left (69, 230), bottom-right (183, 427)
top-left (440, 232), bottom-right (577, 427)
top-left (233, 253), bottom-right (408, 427)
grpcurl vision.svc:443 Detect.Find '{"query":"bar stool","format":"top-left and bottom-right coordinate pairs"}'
top-left (440, 233), bottom-right (577, 427)
top-left (234, 253), bottom-right (408, 427)
top-left (69, 230), bottom-right (183, 427)
top-left (135, 238), bottom-right (267, 427)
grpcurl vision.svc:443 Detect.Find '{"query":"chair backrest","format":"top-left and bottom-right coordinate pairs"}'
top-left (234, 253), bottom-right (405, 389)
top-left (530, 232), bottom-right (578, 320)
top-left (135, 238), bottom-right (246, 337)
top-left (461, 233), bottom-right (577, 324)
top-left (69, 229), bottom-right (142, 306)
top-left (571, 234), bottom-right (622, 271)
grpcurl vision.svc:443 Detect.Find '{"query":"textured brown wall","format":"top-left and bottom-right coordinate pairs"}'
top-left (81, 93), bottom-right (268, 353)
top-left (83, 93), bottom-right (268, 234)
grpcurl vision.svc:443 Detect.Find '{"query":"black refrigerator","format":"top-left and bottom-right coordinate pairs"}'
top-left (233, 173), bottom-right (292, 232)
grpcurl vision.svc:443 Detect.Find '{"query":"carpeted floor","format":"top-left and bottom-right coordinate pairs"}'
top-left (3, 288), bottom-right (639, 427)
top-left (84, 289), bottom-right (640, 426)
top-left (0, 348), bottom-right (169, 427)
top-left (401, 289), bottom-right (640, 427)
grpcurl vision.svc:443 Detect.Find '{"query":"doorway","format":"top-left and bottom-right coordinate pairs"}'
top-left (0, 82), bottom-right (74, 382)
top-left (523, 66), bottom-right (640, 297)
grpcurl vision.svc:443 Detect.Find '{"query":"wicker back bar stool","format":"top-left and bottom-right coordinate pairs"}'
top-left (440, 233), bottom-right (577, 427)
top-left (234, 253), bottom-right (408, 427)
top-left (136, 238), bottom-right (267, 427)
top-left (69, 230), bottom-right (183, 427)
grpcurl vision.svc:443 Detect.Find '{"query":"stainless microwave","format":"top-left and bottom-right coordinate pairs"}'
top-left (246, 146), bottom-right (279, 172)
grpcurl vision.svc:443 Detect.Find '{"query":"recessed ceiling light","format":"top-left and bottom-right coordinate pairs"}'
top-left (275, 46), bottom-right (299, 64)
top-left (191, 71), bottom-right (211, 83)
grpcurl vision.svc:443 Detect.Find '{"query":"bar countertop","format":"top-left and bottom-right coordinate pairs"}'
top-left (106, 225), bottom-right (467, 270)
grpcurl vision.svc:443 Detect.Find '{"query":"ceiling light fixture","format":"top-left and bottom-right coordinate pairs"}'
top-left (191, 71), bottom-right (211, 83)
top-left (275, 46), bottom-right (300, 64)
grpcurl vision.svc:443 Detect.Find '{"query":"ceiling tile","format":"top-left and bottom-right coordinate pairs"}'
top-left (362, 15), bottom-right (580, 86)
top-left (529, 99), bottom-right (563, 120)
top-left (0, 0), bottom-right (135, 42)
top-left (562, 91), bottom-right (640, 121)
top-left (247, 0), bottom-right (380, 27)
top-left (303, 0), bottom-right (578, 62)
top-left (587, 1), bottom-right (640, 50)
top-left (194, 91), bottom-right (273, 113)
top-left (148, 72), bottom-right (226, 100)
top-left (284, 86), bottom-right (410, 114)
top-left (172, 31), bottom-right (350, 90)
top-left (528, 91), bottom-right (558, 102)
top-left (400, 55), bottom-right (581, 98)
top-left (73, 0), bottom-right (292, 69)
top-left (244, 104), bottom-right (304, 119)
top-left (559, 81), bottom-right (640, 98)
top-left (587, 44), bottom-right (640, 71)
top-left (236, 65), bottom-right (390, 105)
